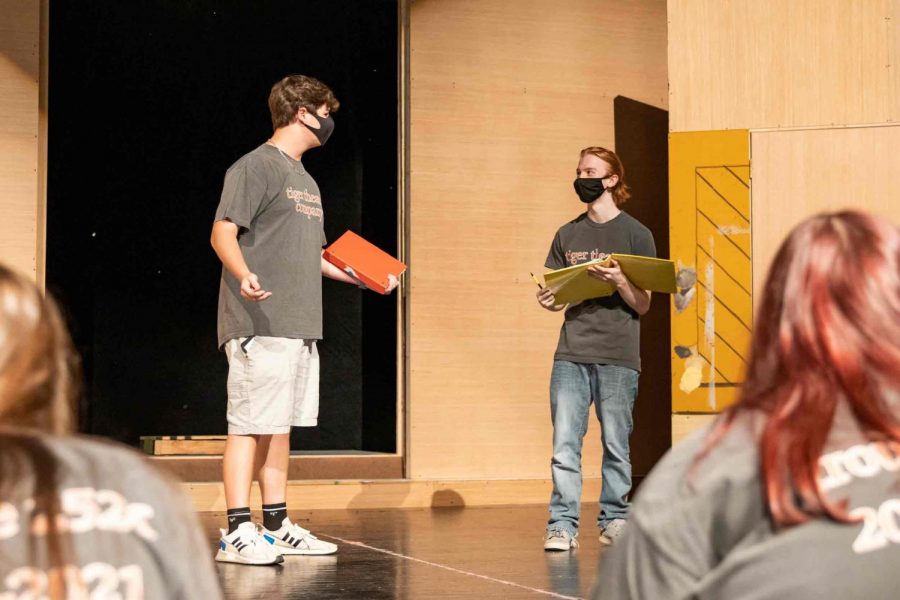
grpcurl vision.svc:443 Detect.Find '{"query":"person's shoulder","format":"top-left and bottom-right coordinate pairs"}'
top-left (226, 144), bottom-right (278, 174)
top-left (634, 424), bottom-right (711, 503)
top-left (633, 414), bottom-right (762, 521)
top-left (49, 434), bottom-right (147, 467)
top-left (556, 213), bottom-right (590, 236)
top-left (618, 211), bottom-right (653, 237)
top-left (48, 434), bottom-right (178, 492)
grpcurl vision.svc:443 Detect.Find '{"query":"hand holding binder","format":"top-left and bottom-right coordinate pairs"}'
top-left (342, 266), bottom-right (399, 292)
top-left (585, 258), bottom-right (629, 287)
top-left (323, 231), bottom-right (406, 295)
top-left (541, 253), bottom-right (676, 306)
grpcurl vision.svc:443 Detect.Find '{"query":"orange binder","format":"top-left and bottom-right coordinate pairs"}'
top-left (323, 231), bottom-right (406, 294)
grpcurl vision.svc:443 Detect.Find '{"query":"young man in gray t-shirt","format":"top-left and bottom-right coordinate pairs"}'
top-left (537, 147), bottom-right (655, 551)
top-left (210, 75), bottom-right (398, 565)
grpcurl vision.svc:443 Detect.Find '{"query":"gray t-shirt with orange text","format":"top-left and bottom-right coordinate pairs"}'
top-left (214, 143), bottom-right (327, 348)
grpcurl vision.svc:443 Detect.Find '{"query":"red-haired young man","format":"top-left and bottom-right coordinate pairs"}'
top-left (538, 147), bottom-right (655, 550)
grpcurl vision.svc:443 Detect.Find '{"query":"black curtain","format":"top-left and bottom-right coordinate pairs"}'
top-left (47, 1), bottom-right (398, 451)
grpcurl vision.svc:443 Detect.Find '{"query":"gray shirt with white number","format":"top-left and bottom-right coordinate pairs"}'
top-left (0, 433), bottom-right (222, 599)
top-left (214, 143), bottom-right (327, 348)
top-left (593, 409), bottom-right (900, 600)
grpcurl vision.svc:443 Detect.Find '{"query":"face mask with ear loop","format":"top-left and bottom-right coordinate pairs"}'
top-left (300, 110), bottom-right (335, 146)
top-left (573, 177), bottom-right (609, 203)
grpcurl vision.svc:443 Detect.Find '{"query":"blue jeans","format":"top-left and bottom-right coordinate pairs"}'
top-left (547, 360), bottom-right (639, 533)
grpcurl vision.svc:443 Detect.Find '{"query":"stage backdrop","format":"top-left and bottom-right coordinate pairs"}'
top-left (46, 0), bottom-right (399, 451)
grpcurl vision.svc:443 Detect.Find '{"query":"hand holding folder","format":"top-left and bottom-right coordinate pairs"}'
top-left (323, 231), bottom-right (406, 295)
top-left (541, 253), bottom-right (676, 306)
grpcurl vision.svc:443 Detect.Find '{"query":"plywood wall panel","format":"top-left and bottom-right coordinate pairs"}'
top-left (0, 0), bottom-right (42, 280)
top-left (751, 125), bottom-right (900, 298)
top-left (668, 0), bottom-right (900, 131)
top-left (409, 0), bottom-right (668, 479)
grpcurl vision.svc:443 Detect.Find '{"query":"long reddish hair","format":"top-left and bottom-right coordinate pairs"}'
top-left (697, 211), bottom-right (900, 528)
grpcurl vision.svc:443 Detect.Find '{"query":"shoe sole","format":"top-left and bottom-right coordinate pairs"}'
top-left (544, 540), bottom-right (577, 551)
top-left (543, 544), bottom-right (573, 551)
top-left (215, 549), bottom-right (285, 565)
top-left (260, 529), bottom-right (339, 555)
top-left (275, 545), bottom-right (338, 556)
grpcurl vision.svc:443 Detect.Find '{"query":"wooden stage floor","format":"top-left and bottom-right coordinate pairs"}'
top-left (201, 504), bottom-right (608, 599)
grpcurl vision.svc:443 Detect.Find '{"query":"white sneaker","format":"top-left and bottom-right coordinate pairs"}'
top-left (215, 522), bottom-right (284, 565)
top-left (599, 519), bottom-right (627, 545)
top-left (543, 529), bottom-right (579, 551)
top-left (261, 518), bottom-right (338, 555)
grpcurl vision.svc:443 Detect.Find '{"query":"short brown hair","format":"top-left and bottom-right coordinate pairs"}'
top-left (579, 146), bottom-right (632, 206)
top-left (268, 75), bottom-right (340, 130)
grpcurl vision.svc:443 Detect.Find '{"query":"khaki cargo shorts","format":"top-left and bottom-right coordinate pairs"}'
top-left (224, 336), bottom-right (319, 435)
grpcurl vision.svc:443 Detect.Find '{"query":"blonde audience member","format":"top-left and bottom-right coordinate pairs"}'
top-left (0, 264), bottom-right (222, 599)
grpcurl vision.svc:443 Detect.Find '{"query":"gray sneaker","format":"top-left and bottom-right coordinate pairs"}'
top-left (599, 519), bottom-right (627, 545)
top-left (543, 529), bottom-right (579, 551)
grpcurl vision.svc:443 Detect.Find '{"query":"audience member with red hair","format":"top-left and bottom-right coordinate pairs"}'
top-left (595, 211), bottom-right (900, 599)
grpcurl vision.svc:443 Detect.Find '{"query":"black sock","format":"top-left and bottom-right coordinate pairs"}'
top-left (262, 502), bottom-right (288, 531)
top-left (226, 507), bottom-right (252, 534)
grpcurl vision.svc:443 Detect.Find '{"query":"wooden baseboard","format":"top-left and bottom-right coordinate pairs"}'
top-left (185, 478), bottom-right (603, 512)
top-left (152, 454), bottom-right (403, 482)
top-left (672, 414), bottom-right (718, 446)
top-left (141, 435), bottom-right (227, 456)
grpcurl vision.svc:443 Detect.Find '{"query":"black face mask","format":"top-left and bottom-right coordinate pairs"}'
top-left (573, 177), bottom-right (607, 203)
top-left (302, 112), bottom-right (335, 146)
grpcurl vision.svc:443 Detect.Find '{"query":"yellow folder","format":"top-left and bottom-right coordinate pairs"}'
top-left (542, 254), bottom-right (677, 305)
